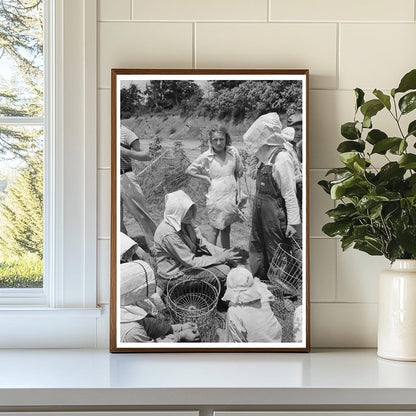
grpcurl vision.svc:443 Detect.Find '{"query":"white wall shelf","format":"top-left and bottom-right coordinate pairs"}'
top-left (0, 349), bottom-right (415, 413)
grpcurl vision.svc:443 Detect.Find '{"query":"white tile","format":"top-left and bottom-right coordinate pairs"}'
top-left (196, 23), bottom-right (338, 90)
top-left (311, 302), bottom-right (377, 347)
top-left (309, 90), bottom-right (352, 169)
top-left (132, 0), bottom-right (268, 21)
top-left (271, 0), bottom-right (414, 21)
top-left (98, 0), bottom-right (131, 20)
top-left (98, 22), bottom-right (193, 89)
top-left (98, 169), bottom-right (111, 238)
top-left (98, 89), bottom-right (111, 168)
top-left (309, 170), bottom-right (334, 237)
top-left (336, 244), bottom-right (390, 302)
top-left (340, 24), bottom-right (416, 90)
top-left (310, 239), bottom-right (336, 302)
top-left (97, 239), bottom-right (110, 304)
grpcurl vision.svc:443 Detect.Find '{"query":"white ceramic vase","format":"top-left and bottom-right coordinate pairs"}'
top-left (378, 259), bottom-right (416, 361)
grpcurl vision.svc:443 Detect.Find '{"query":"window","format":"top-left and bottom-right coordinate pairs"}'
top-left (0, 0), bottom-right (45, 297)
top-left (0, 0), bottom-right (100, 348)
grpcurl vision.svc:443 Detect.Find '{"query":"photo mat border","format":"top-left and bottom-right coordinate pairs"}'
top-left (110, 69), bottom-right (310, 353)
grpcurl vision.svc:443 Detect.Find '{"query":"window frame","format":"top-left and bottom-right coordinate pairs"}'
top-left (0, 0), bottom-right (100, 347)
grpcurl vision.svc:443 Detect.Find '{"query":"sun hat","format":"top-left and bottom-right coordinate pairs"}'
top-left (222, 267), bottom-right (275, 304)
top-left (287, 113), bottom-right (302, 126)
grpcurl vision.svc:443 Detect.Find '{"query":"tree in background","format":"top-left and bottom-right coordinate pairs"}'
top-left (120, 83), bottom-right (143, 119)
top-left (0, 0), bottom-right (44, 281)
top-left (0, 155), bottom-right (43, 257)
top-left (144, 80), bottom-right (202, 111)
top-left (199, 80), bottom-right (303, 123)
top-left (211, 80), bottom-right (245, 92)
top-left (0, 0), bottom-right (43, 161)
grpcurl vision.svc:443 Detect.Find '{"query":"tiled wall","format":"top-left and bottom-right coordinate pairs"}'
top-left (96, 0), bottom-right (416, 347)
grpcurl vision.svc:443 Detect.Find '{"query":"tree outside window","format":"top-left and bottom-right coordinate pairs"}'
top-left (0, 0), bottom-right (44, 288)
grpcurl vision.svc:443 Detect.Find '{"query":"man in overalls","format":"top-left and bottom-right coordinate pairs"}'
top-left (243, 113), bottom-right (301, 280)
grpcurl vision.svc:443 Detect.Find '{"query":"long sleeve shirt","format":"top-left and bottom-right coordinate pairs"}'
top-left (271, 151), bottom-right (300, 226)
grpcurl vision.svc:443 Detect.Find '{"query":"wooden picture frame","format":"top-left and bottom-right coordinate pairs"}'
top-left (110, 69), bottom-right (310, 352)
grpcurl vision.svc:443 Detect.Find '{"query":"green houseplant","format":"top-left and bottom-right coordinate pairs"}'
top-left (319, 68), bottom-right (416, 361)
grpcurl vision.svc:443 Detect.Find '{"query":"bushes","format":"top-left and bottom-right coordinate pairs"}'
top-left (198, 80), bottom-right (303, 123)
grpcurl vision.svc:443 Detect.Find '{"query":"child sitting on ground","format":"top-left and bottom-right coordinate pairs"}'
top-left (221, 267), bottom-right (282, 343)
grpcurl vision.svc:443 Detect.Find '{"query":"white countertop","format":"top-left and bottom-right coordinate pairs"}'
top-left (0, 348), bottom-right (416, 408)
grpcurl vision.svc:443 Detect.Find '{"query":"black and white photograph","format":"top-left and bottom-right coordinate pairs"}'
top-left (110, 69), bottom-right (309, 352)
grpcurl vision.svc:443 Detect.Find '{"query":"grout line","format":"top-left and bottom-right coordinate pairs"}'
top-left (336, 23), bottom-right (340, 90)
top-left (267, 0), bottom-right (271, 22)
top-left (130, 0), bottom-right (133, 20)
top-left (333, 230), bottom-right (338, 301)
top-left (309, 236), bottom-right (337, 239)
top-left (97, 236), bottom-right (111, 240)
top-left (311, 301), bottom-right (378, 305)
top-left (97, 19), bottom-right (415, 24)
top-left (98, 167), bottom-right (111, 170)
top-left (192, 22), bottom-right (197, 69)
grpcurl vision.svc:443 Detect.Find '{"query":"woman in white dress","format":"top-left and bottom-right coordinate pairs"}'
top-left (186, 125), bottom-right (243, 249)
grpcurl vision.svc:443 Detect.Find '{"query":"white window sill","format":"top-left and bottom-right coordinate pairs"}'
top-left (0, 349), bottom-right (415, 410)
top-left (0, 307), bottom-right (103, 348)
top-left (0, 307), bottom-right (102, 316)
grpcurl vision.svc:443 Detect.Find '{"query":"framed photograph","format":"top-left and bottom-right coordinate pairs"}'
top-left (110, 69), bottom-right (309, 352)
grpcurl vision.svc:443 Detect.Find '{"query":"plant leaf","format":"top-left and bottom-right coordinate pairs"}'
top-left (407, 120), bottom-right (416, 138)
top-left (399, 91), bottom-right (416, 115)
top-left (341, 122), bottom-right (360, 140)
top-left (399, 154), bottom-right (416, 169)
top-left (354, 241), bottom-right (383, 256)
top-left (397, 227), bottom-right (416, 255)
top-left (318, 180), bottom-right (331, 194)
top-left (360, 99), bottom-right (384, 119)
top-left (371, 137), bottom-right (402, 154)
top-left (355, 88), bottom-right (365, 110)
top-left (395, 69), bottom-right (416, 94)
top-left (325, 167), bottom-right (351, 176)
top-left (389, 139), bottom-right (408, 155)
top-left (322, 221), bottom-right (351, 237)
top-left (377, 162), bottom-right (406, 181)
top-left (362, 116), bottom-right (372, 129)
top-left (369, 203), bottom-right (383, 219)
top-left (337, 140), bottom-right (365, 153)
top-left (366, 129), bottom-right (388, 145)
top-left (326, 203), bottom-right (357, 220)
top-left (339, 152), bottom-right (360, 167)
top-left (341, 235), bottom-right (355, 251)
top-left (373, 89), bottom-right (391, 110)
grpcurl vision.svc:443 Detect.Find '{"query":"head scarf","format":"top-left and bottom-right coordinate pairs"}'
top-left (281, 127), bottom-right (296, 143)
top-left (163, 190), bottom-right (196, 232)
top-left (222, 267), bottom-right (275, 304)
top-left (120, 260), bottom-right (156, 323)
top-left (243, 113), bottom-right (286, 163)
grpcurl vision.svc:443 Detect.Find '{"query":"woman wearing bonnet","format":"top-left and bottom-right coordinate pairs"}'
top-left (221, 267), bottom-right (282, 343)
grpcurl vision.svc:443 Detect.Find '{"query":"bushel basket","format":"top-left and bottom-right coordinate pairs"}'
top-left (166, 268), bottom-right (220, 329)
top-left (267, 241), bottom-right (302, 296)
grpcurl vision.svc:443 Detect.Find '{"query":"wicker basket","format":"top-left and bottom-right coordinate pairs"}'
top-left (166, 268), bottom-right (220, 329)
top-left (267, 242), bottom-right (302, 296)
